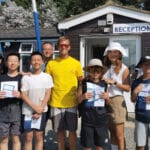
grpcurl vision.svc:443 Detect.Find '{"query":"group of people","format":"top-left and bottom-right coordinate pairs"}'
top-left (0, 36), bottom-right (149, 150)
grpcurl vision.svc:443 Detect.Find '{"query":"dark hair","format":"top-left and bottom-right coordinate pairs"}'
top-left (30, 51), bottom-right (43, 60)
top-left (6, 53), bottom-right (20, 61)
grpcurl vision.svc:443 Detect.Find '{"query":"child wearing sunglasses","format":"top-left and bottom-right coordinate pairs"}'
top-left (78, 58), bottom-right (111, 150)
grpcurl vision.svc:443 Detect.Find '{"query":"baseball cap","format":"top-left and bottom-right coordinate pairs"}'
top-left (84, 58), bottom-right (103, 72)
top-left (137, 56), bottom-right (150, 67)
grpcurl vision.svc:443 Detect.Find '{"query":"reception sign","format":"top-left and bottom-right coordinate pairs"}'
top-left (113, 23), bottom-right (150, 33)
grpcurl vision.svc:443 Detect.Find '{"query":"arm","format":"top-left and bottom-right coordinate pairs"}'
top-left (116, 68), bottom-right (130, 92)
top-left (131, 84), bottom-right (143, 102)
top-left (77, 84), bottom-right (93, 104)
top-left (40, 88), bottom-right (51, 109)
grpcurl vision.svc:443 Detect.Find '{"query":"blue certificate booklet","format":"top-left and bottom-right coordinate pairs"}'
top-left (137, 82), bottom-right (150, 110)
top-left (85, 82), bottom-right (105, 107)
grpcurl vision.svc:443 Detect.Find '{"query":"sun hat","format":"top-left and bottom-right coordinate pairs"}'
top-left (84, 58), bottom-right (103, 72)
top-left (103, 42), bottom-right (128, 57)
top-left (136, 56), bottom-right (150, 67)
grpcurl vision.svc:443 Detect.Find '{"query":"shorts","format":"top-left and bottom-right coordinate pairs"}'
top-left (107, 95), bottom-right (126, 124)
top-left (22, 112), bottom-right (47, 132)
top-left (51, 107), bottom-right (77, 132)
top-left (135, 120), bottom-right (150, 147)
top-left (0, 121), bottom-right (21, 138)
top-left (80, 125), bottom-right (110, 149)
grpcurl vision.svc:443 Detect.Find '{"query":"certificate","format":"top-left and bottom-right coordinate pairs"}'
top-left (86, 82), bottom-right (105, 107)
top-left (24, 115), bottom-right (42, 130)
top-left (1, 81), bottom-right (18, 98)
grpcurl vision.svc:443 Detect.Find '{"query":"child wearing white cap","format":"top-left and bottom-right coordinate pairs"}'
top-left (103, 42), bottom-right (130, 150)
top-left (78, 58), bottom-right (111, 150)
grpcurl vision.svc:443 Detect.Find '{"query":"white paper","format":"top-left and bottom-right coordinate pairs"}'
top-left (86, 82), bottom-right (105, 107)
top-left (138, 83), bottom-right (150, 110)
top-left (31, 116), bottom-right (42, 129)
top-left (25, 115), bottom-right (42, 129)
top-left (1, 81), bottom-right (18, 98)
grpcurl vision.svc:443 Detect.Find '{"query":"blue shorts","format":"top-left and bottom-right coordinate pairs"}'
top-left (22, 112), bottom-right (47, 132)
top-left (0, 121), bottom-right (21, 138)
top-left (80, 125), bottom-right (110, 149)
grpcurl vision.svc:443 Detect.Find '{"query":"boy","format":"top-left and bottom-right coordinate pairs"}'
top-left (131, 56), bottom-right (150, 150)
top-left (0, 53), bottom-right (22, 150)
top-left (77, 58), bottom-right (111, 150)
top-left (21, 52), bottom-right (53, 150)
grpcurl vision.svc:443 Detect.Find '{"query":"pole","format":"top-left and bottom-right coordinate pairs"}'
top-left (32, 0), bottom-right (42, 52)
top-left (0, 42), bottom-right (2, 54)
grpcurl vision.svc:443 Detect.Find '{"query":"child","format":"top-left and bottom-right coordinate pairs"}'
top-left (131, 56), bottom-right (150, 150)
top-left (78, 58), bottom-right (111, 150)
top-left (21, 52), bottom-right (53, 150)
top-left (0, 53), bottom-right (22, 150)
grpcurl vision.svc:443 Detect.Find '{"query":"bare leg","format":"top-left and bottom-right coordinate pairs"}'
top-left (68, 131), bottom-right (77, 150)
top-left (34, 131), bottom-right (44, 150)
top-left (0, 137), bottom-right (8, 150)
top-left (12, 135), bottom-right (21, 150)
top-left (136, 146), bottom-right (145, 150)
top-left (115, 123), bottom-right (125, 150)
top-left (57, 131), bottom-right (65, 150)
top-left (24, 131), bottom-right (33, 150)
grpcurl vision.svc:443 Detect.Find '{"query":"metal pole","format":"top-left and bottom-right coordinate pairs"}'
top-left (32, 0), bottom-right (42, 52)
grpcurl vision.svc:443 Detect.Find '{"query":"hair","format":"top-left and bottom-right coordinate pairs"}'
top-left (30, 51), bottom-right (43, 60)
top-left (104, 52), bottom-right (123, 74)
top-left (6, 53), bottom-right (20, 61)
top-left (42, 41), bottom-right (53, 48)
top-left (57, 36), bottom-right (70, 46)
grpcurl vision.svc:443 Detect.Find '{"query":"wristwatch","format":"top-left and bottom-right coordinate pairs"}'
top-left (114, 81), bottom-right (117, 85)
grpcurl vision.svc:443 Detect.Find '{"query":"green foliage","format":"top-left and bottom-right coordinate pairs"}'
top-left (14, 0), bottom-right (31, 9)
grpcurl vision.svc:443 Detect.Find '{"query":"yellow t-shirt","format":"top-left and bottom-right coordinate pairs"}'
top-left (46, 56), bottom-right (83, 108)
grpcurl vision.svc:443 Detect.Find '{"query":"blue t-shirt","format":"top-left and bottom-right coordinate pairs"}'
top-left (132, 77), bottom-right (150, 123)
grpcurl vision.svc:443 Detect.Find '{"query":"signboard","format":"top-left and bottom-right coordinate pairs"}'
top-left (113, 23), bottom-right (150, 33)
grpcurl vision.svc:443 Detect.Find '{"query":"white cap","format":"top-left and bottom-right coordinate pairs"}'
top-left (84, 58), bottom-right (103, 71)
top-left (103, 42), bottom-right (128, 57)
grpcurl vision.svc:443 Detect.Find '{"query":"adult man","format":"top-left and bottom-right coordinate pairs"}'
top-left (46, 36), bottom-right (83, 150)
top-left (42, 42), bottom-right (54, 71)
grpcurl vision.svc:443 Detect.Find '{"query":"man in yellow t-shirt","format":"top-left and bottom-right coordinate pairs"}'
top-left (46, 36), bottom-right (83, 150)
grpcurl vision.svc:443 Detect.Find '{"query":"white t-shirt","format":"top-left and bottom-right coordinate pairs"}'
top-left (104, 64), bottom-right (127, 97)
top-left (21, 72), bottom-right (53, 115)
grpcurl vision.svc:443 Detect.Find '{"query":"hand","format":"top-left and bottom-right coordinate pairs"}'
top-left (32, 113), bottom-right (41, 119)
top-left (100, 92), bottom-right (109, 100)
top-left (12, 91), bottom-right (21, 98)
top-left (145, 96), bottom-right (150, 104)
top-left (34, 105), bottom-right (45, 114)
top-left (83, 92), bottom-right (93, 100)
top-left (103, 78), bottom-right (116, 85)
top-left (0, 91), bottom-right (6, 99)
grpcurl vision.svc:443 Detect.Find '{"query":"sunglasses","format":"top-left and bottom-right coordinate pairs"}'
top-left (89, 66), bottom-right (103, 73)
top-left (58, 44), bottom-right (70, 48)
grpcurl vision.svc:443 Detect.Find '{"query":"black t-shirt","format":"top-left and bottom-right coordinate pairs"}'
top-left (78, 79), bottom-right (108, 127)
top-left (0, 74), bottom-right (22, 122)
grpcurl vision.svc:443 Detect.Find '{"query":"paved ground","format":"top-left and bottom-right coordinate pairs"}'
top-left (44, 113), bottom-right (136, 150)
